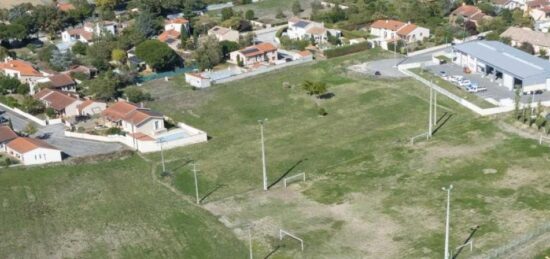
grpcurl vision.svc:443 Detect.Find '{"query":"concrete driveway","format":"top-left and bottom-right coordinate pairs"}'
top-left (0, 107), bottom-right (125, 158)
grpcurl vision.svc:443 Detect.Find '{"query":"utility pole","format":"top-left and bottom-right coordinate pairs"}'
top-left (433, 91), bottom-right (438, 126)
top-left (248, 225), bottom-right (254, 259)
top-left (193, 161), bottom-right (200, 204)
top-left (428, 86), bottom-right (433, 139)
top-left (160, 140), bottom-right (166, 173)
top-left (442, 184), bottom-right (454, 259)
top-left (258, 119), bottom-right (268, 191)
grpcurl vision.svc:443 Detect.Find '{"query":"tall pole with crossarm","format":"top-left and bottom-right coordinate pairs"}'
top-left (442, 184), bottom-right (453, 259)
top-left (258, 119), bottom-right (268, 191)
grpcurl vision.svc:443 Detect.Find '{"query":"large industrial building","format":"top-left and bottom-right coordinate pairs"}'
top-left (452, 40), bottom-right (550, 93)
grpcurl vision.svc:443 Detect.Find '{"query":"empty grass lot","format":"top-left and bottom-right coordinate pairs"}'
top-left (141, 50), bottom-right (550, 258)
top-left (0, 154), bottom-right (246, 258)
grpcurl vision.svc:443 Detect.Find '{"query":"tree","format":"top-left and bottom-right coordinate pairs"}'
top-left (193, 36), bottom-right (223, 70)
top-left (221, 7), bottom-right (234, 21)
top-left (124, 87), bottom-right (152, 103)
top-left (111, 48), bottom-right (127, 63)
top-left (514, 87), bottom-right (521, 118)
top-left (135, 40), bottom-right (180, 71)
top-left (21, 96), bottom-right (45, 115)
top-left (83, 75), bottom-right (119, 101)
top-left (0, 74), bottom-right (27, 94)
top-left (220, 40), bottom-right (240, 58)
top-left (95, 0), bottom-right (120, 10)
top-left (24, 123), bottom-right (37, 135)
top-left (49, 49), bottom-right (73, 71)
top-left (292, 0), bottom-right (302, 15)
top-left (302, 80), bottom-right (328, 98)
top-left (134, 11), bottom-right (161, 38)
top-left (276, 9), bottom-right (286, 19)
top-left (245, 9), bottom-right (255, 20)
top-left (87, 40), bottom-right (115, 71)
top-left (519, 42), bottom-right (535, 55)
top-left (0, 47), bottom-right (14, 60)
top-left (72, 41), bottom-right (88, 55)
top-left (38, 45), bottom-right (56, 62)
top-left (239, 32), bottom-right (256, 48)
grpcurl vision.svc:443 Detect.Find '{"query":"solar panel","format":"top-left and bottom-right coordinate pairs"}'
top-left (241, 48), bottom-right (259, 55)
top-left (294, 21), bottom-right (310, 28)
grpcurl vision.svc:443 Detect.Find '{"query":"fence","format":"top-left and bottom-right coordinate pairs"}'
top-left (213, 59), bottom-right (314, 84)
top-left (136, 67), bottom-right (196, 83)
top-left (0, 102), bottom-right (63, 126)
top-left (406, 43), bottom-right (451, 57)
top-left (479, 222), bottom-right (550, 259)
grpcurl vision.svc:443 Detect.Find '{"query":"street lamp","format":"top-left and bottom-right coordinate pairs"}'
top-left (442, 184), bottom-right (453, 259)
top-left (258, 119), bottom-right (268, 191)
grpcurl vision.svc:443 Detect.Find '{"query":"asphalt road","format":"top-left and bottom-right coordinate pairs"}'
top-left (0, 107), bottom-right (125, 158)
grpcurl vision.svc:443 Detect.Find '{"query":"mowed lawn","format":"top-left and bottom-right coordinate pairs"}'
top-left (0, 154), bottom-right (246, 258)
top-left (141, 50), bottom-right (550, 258)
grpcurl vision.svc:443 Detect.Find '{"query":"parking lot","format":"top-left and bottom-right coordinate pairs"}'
top-left (425, 63), bottom-right (550, 104)
top-left (0, 107), bottom-right (125, 158)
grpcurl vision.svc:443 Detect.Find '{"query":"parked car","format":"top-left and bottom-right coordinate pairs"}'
top-left (466, 83), bottom-right (487, 93)
top-left (458, 80), bottom-right (471, 87)
top-left (0, 110), bottom-right (4, 115)
top-left (449, 75), bottom-right (463, 83)
top-left (0, 116), bottom-right (8, 123)
top-left (439, 71), bottom-right (447, 77)
top-left (374, 71), bottom-right (381, 76)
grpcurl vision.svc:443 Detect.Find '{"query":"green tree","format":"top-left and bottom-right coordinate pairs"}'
top-left (95, 0), bottom-right (120, 10)
top-left (292, 0), bottom-right (302, 15)
top-left (111, 48), bottom-right (127, 63)
top-left (124, 87), bottom-right (152, 103)
top-left (221, 7), bottom-right (234, 21)
top-left (519, 42), bottom-right (535, 54)
top-left (71, 41), bottom-right (88, 55)
top-left (83, 75), bottom-right (119, 101)
top-left (21, 96), bottom-right (45, 115)
top-left (135, 40), bottom-right (180, 71)
top-left (302, 80), bottom-right (328, 98)
top-left (24, 123), bottom-right (37, 135)
top-left (245, 9), bottom-right (255, 20)
top-left (193, 36), bottom-right (223, 70)
top-left (49, 49), bottom-right (73, 71)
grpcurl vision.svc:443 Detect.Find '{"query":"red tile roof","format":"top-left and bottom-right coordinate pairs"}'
top-left (7, 137), bottom-right (58, 153)
top-left (48, 73), bottom-right (76, 88)
top-left (370, 20), bottom-right (406, 31)
top-left (397, 24), bottom-right (417, 36)
top-left (452, 5), bottom-right (483, 17)
top-left (158, 29), bottom-right (181, 42)
top-left (0, 126), bottom-right (17, 143)
top-left (240, 43), bottom-right (278, 57)
top-left (123, 109), bottom-right (163, 126)
top-left (67, 28), bottom-right (94, 41)
top-left (102, 101), bottom-right (139, 122)
top-left (34, 89), bottom-right (79, 111)
top-left (0, 59), bottom-right (43, 77)
top-left (57, 2), bottom-right (75, 12)
top-left (165, 18), bottom-right (189, 24)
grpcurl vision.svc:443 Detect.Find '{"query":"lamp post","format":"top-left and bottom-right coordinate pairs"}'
top-left (442, 184), bottom-right (454, 259)
top-left (258, 119), bottom-right (268, 191)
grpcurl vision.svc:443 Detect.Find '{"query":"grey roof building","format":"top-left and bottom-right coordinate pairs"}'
top-left (452, 40), bottom-right (550, 92)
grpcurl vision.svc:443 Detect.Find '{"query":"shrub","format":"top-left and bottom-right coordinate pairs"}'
top-left (323, 41), bottom-right (371, 58)
top-left (105, 127), bottom-right (122, 135)
top-left (318, 107), bottom-right (328, 116)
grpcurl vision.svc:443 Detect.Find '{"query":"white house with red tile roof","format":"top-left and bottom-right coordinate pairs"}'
top-left (0, 126), bottom-right (18, 152)
top-left (37, 73), bottom-right (77, 92)
top-left (62, 21), bottom-right (120, 45)
top-left (450, 4), bottom-right (491, 26)
top-left (0, 58), bottom-right (47, 94)
top-left (6, 137), bottom-right (62, 165)
top-left (158, 30), bottom-right (181, 50)
top-left (102, 101), bottom-right (166, 137)
top-left (229, 42), bottom-right (279, 67)
top-left (164, 17), bottom-right (189, 33)
top-left (34, 89), bottom-right (82, 117)
top-left (369, 19), bottom-right (430, 49)
top-left (287, 17), bottom-right (341, 44)
top-left (77, 99), bottom-right (107, 116)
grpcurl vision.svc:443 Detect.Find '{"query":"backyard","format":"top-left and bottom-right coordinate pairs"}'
top-left (137, 50), bottom-right (550, 258)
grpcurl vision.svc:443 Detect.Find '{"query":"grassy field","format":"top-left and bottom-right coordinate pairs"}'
top-left (140, 50), bottom-right (550, 258)
top-left (0, 153), bottom-right (246, 258)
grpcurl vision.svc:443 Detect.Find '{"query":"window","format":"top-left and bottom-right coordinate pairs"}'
top-left (154, 120), bottom-right (160, 130)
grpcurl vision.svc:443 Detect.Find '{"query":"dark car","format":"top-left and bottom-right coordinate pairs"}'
top-left (374, 71), bottom-right (381, 76)
top-left (0, 116), bottom-right (8, 123)
top-left (0, 110), bottom-right (5, 115)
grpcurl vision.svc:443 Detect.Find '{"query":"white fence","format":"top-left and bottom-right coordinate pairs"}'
top-left (407, 44), bottom-right (452, 57)
top-left (65, 123), bottom-right (208, 153)
top-left (213, 59), bottom-right (313, 84)
top-left (0, 102), bottom-right (63, 126)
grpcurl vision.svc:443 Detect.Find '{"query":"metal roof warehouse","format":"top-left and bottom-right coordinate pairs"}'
top-left (452, 40), bottom-right (550, 92)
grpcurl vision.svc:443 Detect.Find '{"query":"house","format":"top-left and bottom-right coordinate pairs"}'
top-left (529, 5), bottom-right (550, 21)
top-left (158, 29), bottom-right (181, 50)
top-left (0, 126), bottom-right (18, 152)
top-left (34, 89), bottom-right (82, 117)
top-left (164, 18), bottom-right (189, 33)
top-left (57, 2), bottom-right (75, 12)
top-left (102, 101), bottom-right (166, 137)
top-left (229, 42), bottom-right (278, 67)
top-left (185, 72), bottom-right (211, 88)
top-left (452, 40), bottom-right (550, 93)
top-left (38, 73), bottom-right (77, 92)
top-left (369, 20), bottom-right (430, 49)
top-left (450, 4), bottom-right (490, 26)
top-left (490, 0), bottom-right (523, 10)
top-left (500, 27), bottom-right (550, 55)
top-left (208, 26), bottom-right (240, 42)
top-left (61, 21), bottom-right (119, 44)
top-left (77, 99), bottom-right (107, 116)
top-left (64, 65), bottom-right (98, 79)
top-left (287, 17), bottom-right (342, 44)
top-left (5, 137), bottom-right (62, 165)
top-left (0, 58), bottom-right (47, 94)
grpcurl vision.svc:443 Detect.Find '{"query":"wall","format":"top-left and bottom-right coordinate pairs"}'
top-left (214, 59), bottom-right (314, 84)
top-left (0, 102), bottom-right (63, 126)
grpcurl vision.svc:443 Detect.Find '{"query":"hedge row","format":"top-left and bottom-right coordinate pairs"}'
top-left (324, 41), bottom-right (371, 58)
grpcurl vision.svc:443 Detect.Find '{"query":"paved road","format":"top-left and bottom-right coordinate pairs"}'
top-left (247, 25), bottom-right (286, 46)
top-left (349, 58), bottom-right (408, 78)
top-left (0, 107), bottom-right (124, 158)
